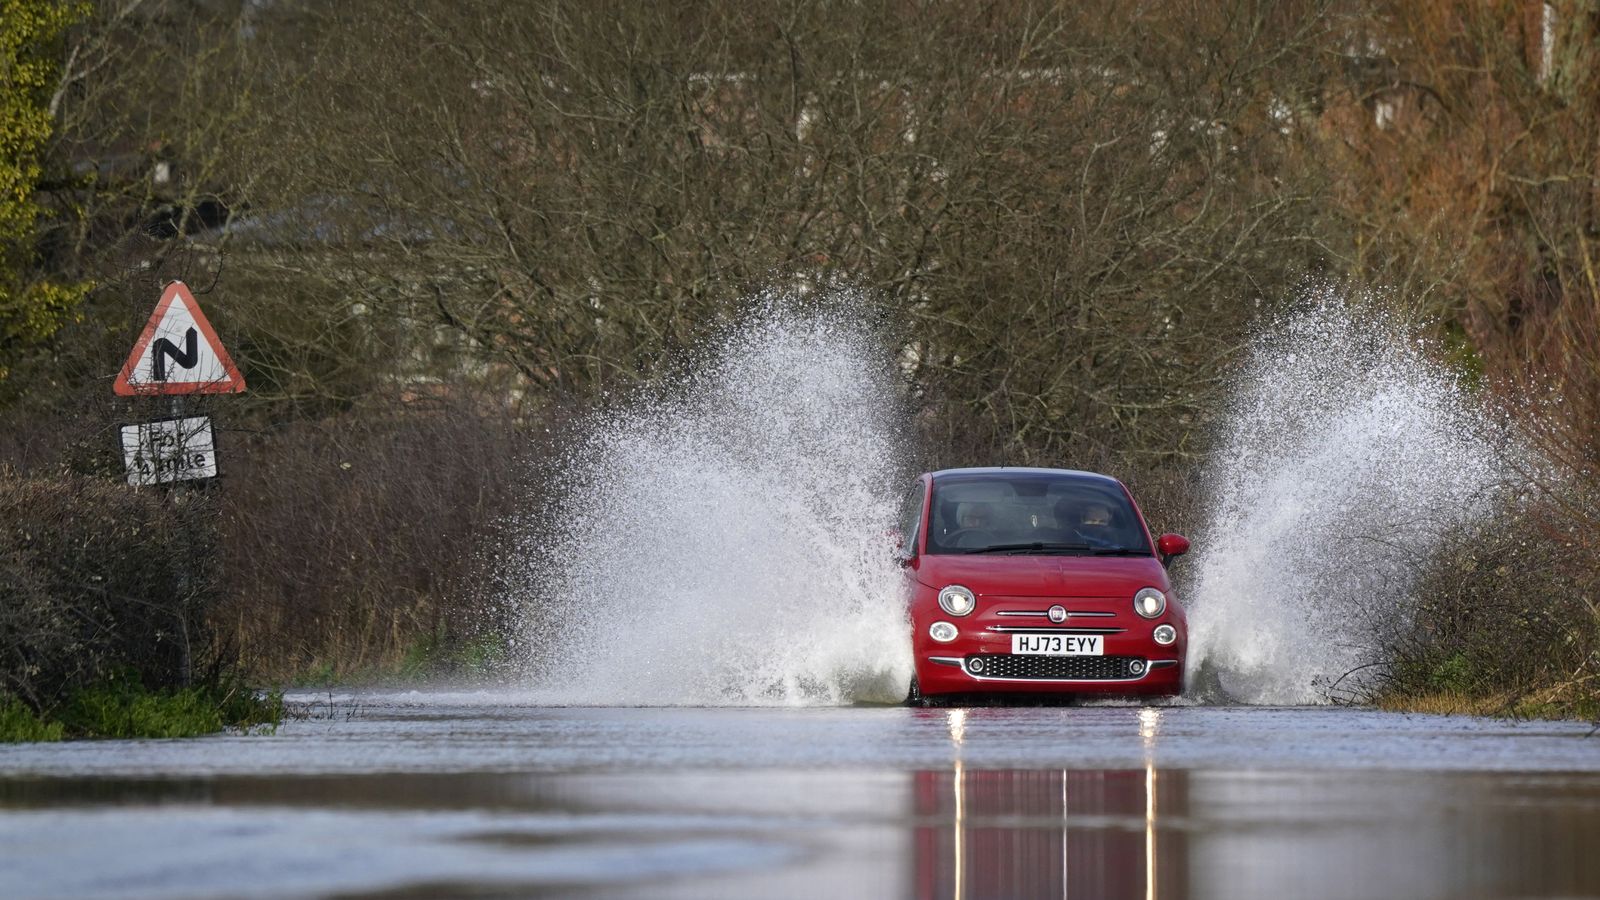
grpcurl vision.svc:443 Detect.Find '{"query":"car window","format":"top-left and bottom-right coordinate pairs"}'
top-left (897, 482), bottom-right (925, 554)
top-left (926, 472), bottom-right (1151, 555)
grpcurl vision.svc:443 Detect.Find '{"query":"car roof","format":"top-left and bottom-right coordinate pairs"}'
top-left (927, 466), bottom-right (1124, 487)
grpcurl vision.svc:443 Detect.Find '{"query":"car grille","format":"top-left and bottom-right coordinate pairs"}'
top-left (968, 654), bottom-right (1144, 680)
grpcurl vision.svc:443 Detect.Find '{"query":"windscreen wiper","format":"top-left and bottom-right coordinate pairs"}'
top-left (1086, 547), bottom-right (1150, 556)
top-left (964, 542), bottom-right (1092, 555)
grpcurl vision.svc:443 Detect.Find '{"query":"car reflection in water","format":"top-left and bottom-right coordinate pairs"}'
top-left (915, 765), bottom-right (1186, 899)
top-left (916, 708), bottom-right (1179, 900)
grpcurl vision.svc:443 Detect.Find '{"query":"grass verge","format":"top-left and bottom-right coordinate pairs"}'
top-left (0, 698), bottom-right (65, 742)
top-left (1375, 649), bottom-right (1600, 722)
top-left (0, 677), bottom-right (283, 742)
top-left (1375, 688), bottom-right (1600, 722)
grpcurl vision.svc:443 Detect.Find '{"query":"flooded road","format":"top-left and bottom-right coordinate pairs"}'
top-left (2, 694), bottom-right (1598, 899)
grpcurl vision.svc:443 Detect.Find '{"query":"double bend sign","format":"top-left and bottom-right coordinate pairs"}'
top-left (114, 281), bottom-right (246, 396)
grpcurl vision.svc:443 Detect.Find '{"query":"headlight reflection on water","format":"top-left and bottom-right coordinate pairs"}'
top-left (945, 707), bottom-right (967, 749)
top-left (946, 708), bottom-right (968, 900)
top-left (1142, 708), bottom-right (1161, 900)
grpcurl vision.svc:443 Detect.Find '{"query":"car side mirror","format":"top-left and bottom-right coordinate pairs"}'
top-left (1157, 533), bottom-right (1190, 568)
top-left (888, 529), bottom-right (914, 567)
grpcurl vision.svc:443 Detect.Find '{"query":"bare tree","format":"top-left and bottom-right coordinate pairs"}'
top-left (215, 0), bottom-right (1341, 467)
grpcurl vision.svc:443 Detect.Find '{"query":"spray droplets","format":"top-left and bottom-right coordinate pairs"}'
top-left (1185, 291), bottom-right (1513, 704)
top-left (512, 289), bottom-right (913, 706)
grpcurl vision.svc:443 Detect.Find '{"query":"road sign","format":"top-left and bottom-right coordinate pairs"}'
top-left (114, 281), bottom-right (246, 395)
top-left (120, 416), bottom-right (218, 486)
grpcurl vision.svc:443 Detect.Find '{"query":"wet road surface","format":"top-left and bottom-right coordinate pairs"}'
top-left (2, 692), bottom-right (1598, 899)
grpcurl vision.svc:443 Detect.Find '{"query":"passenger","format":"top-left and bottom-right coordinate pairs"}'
top-left (958, 503), bottom-right (995, 530)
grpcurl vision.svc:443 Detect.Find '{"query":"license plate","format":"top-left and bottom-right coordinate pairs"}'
top-left (1011, 633), bottom-right (1103, 656)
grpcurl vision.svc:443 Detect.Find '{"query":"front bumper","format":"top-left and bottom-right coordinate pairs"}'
top-left (912, 601), bottom-right (1186, 697)
top-left (917, 653), bottom-right (1183, 696)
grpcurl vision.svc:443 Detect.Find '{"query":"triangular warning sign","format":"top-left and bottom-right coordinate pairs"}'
top-left (114, 281), bottom-right (246, 396)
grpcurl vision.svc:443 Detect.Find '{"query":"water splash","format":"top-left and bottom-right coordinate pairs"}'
top-left (511, 287), bottom-right (912, 705)
top-left (1185, 290), bottom-right (1513, 704)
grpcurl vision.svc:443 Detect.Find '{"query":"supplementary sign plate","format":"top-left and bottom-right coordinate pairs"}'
top-left (120, 416), bottom-right (218, 486)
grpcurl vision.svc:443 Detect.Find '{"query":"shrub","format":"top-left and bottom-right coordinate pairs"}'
top-left (1384, 500), bottom-right (1600, 719)
top-left (215, 393), bottom-right (534, 679)
top-left (0, 468), bottom-right (222, 712)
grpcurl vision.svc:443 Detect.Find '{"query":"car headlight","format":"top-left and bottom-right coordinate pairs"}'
top-left (938, 585), bottom-right (976, 617)
top-left (929, 621), bottom-right (959, 642)
top-left (1133, 587), bottom-right (1166, 619)
top-left (1153, 624), bottom-right (1177, 645)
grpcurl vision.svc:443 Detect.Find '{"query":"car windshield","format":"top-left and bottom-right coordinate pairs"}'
top-left (925, 472), bottom-right (1152, 556)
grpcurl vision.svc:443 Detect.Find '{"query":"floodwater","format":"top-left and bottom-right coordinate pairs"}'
top-left (2, 694), bottom-right (1598, 899)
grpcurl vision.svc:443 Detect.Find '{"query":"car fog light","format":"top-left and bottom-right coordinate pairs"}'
top-left (938, 585), bottom-right (976, 617)
top-left (929, 621), bottom-right (959, 643)
top-left (1133, 587), bottom-right (1167, 619)
top-left (1153, 624), bottom-right (1177, 645)
top-left (967, 657), bottom-right (985, 673)
top-left (1129, 659), bottom-right (1147, 676)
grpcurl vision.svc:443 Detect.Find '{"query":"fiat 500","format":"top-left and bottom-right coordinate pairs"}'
top-left (895, 467), bottom-right (1189, 704)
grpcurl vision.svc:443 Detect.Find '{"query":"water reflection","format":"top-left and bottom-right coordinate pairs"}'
top-left (5, 706), bottom-right (1600, 899)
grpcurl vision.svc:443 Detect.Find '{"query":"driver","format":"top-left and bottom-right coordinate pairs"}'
top-left (1079, 502), bottom-right (1112, 529)
top-left (1053, 498), bottom-right (1113, 538)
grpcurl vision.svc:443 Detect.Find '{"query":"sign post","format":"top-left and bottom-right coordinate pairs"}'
top-left (115, 281), bottom-right (246, 684)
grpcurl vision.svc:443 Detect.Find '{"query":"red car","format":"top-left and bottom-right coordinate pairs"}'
top-left (896, 467), bottom-right (1189, 704)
